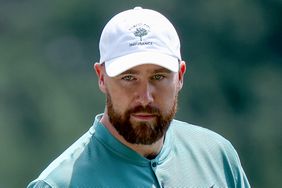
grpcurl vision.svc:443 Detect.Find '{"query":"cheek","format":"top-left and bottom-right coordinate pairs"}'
top-left (106, 85), bottom-right (132, 112)
top-left (155, 84), bottom-right (178, 108)
top-left (158, 79), bottom-right (179, 97)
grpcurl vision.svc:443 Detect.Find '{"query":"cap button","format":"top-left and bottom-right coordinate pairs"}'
top-left (133, 6), bottom-right (143, 10)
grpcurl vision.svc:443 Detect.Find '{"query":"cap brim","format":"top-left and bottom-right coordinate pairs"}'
top-left (104, 51), bottom-right (179, 77)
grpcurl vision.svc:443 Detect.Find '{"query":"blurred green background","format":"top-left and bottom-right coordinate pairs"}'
top-left (0, 0), bottom-right (281, 187)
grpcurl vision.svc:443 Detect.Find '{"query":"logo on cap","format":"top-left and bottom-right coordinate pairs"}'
top-left (129, 23), bottom-right (152, 47)
top-left (133, 27), bottom-right (148, 41)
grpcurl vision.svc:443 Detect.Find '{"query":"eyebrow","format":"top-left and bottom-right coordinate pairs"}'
top-left (152, 68), bottom-right (172, 74)
top-left (119, 69), bottom-right (139, 75)
top-left (120, 67), bottom-right (172, 75)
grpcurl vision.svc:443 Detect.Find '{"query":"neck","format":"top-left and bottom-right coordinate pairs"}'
top-left (100, 112), bottom-right (164, 158)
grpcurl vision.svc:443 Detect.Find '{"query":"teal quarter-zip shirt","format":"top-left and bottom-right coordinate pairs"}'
top-left (27, 114), bottom-right (250, 188)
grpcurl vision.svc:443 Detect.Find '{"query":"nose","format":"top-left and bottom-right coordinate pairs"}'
top-left (135, 81), bottom-right (154, 107)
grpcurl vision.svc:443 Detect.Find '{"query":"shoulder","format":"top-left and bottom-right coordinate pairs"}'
top-left (28, 127), bottom-right (95, 187)
top-left (27, 180), bottom-right (52, 188)
top-left (170, 119), bottom-right (246, 183)
top-left (170, 119), bottom-right (229, 143)
top-left (170, 119), bottom-right (240, 162)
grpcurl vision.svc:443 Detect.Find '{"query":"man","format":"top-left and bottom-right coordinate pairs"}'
top-left (28, 7), bottom-right (250, 187)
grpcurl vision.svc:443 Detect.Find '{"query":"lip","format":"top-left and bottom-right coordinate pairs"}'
top-left (131, 113), bottom-right (156, 121)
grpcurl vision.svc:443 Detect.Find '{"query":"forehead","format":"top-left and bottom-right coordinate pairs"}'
top-left (118, 64), bottom-right (172, 75)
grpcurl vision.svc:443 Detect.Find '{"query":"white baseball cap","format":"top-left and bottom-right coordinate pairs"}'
top-left (99, 7), bottom-right (181, 77)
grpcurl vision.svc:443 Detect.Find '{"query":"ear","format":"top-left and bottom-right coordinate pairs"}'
top-left (177, 61), bottom-right (186, 91)
top-left (94, 63), bottom-right (107, 93)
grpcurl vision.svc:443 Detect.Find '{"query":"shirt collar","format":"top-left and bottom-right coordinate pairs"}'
top-left (91, 114), bottom-right (173, 165)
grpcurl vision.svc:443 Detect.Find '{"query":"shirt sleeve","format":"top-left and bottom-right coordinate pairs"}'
top-left (27, 180), bottom-right (53, 188)
top-left (224, 140), bottom-right (251, 188)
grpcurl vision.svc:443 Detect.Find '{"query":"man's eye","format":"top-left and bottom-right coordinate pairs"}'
top-left (122, 75), bottom-right (135, 81)
top-left (153, 74), bottom-right (165, 80)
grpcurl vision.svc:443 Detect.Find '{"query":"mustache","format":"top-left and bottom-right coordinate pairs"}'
top-left (128, 105), bottom-right (161, 115)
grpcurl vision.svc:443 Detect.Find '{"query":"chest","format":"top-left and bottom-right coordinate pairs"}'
top-left (69, 154), bottom-right (233, 188)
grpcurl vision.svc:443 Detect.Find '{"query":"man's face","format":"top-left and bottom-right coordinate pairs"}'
top-left (97, 63), bottom-right (185, 145)
top-left (106, 91), bottom-right (177, 145)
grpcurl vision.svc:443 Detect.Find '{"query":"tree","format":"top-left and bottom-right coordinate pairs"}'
top-left (134, 27), bottom-right (148, 41)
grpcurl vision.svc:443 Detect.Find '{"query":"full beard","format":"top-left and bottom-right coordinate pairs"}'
top-left (106, 94), bottom-right (177, 145)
